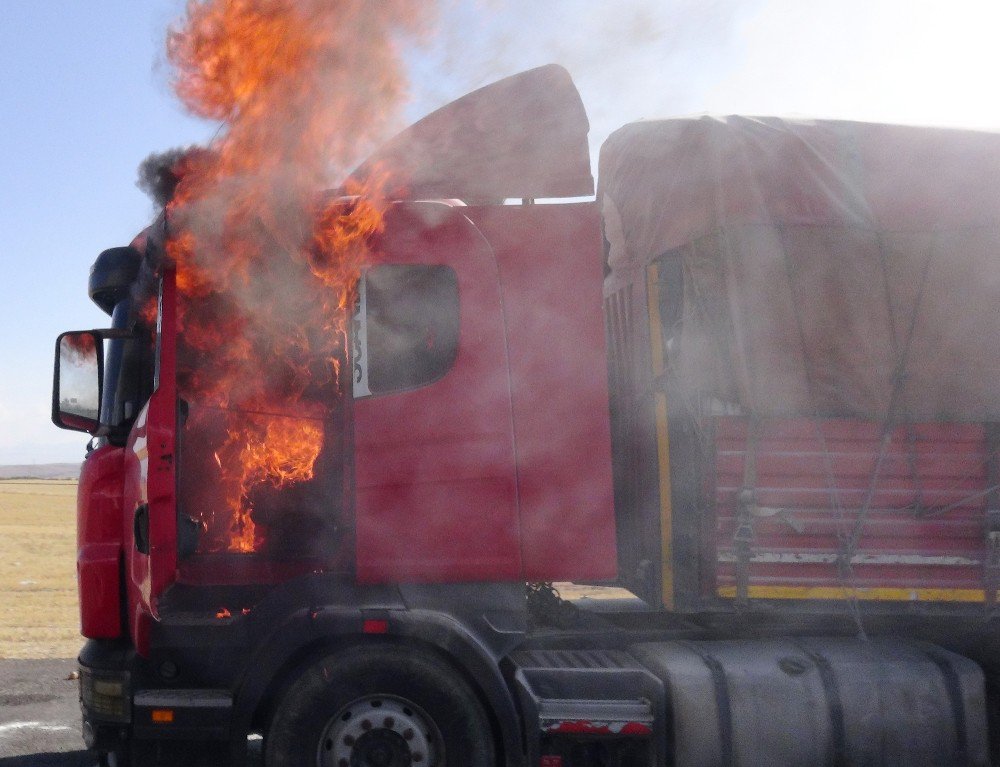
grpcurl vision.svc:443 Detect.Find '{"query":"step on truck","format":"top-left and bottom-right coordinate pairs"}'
top-left (53, 64), bottom-right (1000, 766)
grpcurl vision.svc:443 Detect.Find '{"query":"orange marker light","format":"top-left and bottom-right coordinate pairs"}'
top-left (151, 709), bottom-right (175, 723)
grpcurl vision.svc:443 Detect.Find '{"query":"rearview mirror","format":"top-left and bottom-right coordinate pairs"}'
top-left (52, 331), bottom-right (104, 433)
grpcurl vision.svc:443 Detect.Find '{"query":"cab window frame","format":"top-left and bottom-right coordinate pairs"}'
top-left (353, 263), bottom-right (460, 398)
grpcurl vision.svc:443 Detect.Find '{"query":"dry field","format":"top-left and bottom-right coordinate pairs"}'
top-left (0, 480), bottom-right (80, 659)
top-left (554, 582), bottom-right (636, 601)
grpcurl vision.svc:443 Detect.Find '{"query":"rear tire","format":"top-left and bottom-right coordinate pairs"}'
top-left (265, 643), bottom-right (495, 767)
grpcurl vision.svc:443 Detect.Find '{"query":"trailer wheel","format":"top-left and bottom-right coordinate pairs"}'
top-left (265, 643), bottom-right (496, 767)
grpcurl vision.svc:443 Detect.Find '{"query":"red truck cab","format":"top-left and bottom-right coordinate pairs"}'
top-left (53, 65), bottom-right (1000, 767)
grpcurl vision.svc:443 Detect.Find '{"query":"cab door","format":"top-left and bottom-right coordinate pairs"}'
top-left (352, 202), bottom-right (521, 583)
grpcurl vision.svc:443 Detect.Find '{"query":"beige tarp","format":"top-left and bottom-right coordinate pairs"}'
top-left (599, 116), bottom-right (1000, 421)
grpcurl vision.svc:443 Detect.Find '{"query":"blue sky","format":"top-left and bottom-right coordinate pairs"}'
top-left (0, 3), bottom-right (215, 463)
top-left (2, 0), bottom-right (999, 464)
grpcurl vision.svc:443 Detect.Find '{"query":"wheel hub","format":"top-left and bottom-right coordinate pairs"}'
top-left (318, 695), bottom-right (438, 767)
top-left (351, 728), bottom-right (409, 766)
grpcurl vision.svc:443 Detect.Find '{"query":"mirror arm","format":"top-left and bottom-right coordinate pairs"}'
top-left (92, 328), bottom-right (136, 340)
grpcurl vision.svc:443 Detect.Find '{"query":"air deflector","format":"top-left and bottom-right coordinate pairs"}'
top-left (351, 64), bottom-right (593, 201)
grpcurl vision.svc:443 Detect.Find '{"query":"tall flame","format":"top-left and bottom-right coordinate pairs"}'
top-left (164, 1), bottom-right (432, 553)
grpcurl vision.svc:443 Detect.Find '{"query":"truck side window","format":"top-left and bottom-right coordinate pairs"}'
top-left (361, 264), bottom-right (459, 396)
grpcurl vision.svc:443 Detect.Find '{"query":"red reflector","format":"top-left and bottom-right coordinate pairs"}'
top-left (545, 720), bottom-right (653, 736)
top-left (541, 757), bottom-right (563, 767)
top-left (363, 619), bottom-right (388, 634)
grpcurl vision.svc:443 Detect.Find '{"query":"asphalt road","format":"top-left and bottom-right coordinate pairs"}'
top-left (0, 658), bottom-right (92, 767)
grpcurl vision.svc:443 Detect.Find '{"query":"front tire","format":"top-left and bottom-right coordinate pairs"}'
top-left (265, 643), bottom-right (496, 767)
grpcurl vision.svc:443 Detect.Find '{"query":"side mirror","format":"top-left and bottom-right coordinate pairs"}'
top-left (52, 331), bottom-right (104, 433)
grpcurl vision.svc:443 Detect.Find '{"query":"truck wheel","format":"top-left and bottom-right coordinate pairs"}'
top-left (265, 643), bottom-right (496, 767)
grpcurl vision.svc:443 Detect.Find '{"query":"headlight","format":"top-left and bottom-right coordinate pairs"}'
top-left (80, 666), bottom-right (131, 723)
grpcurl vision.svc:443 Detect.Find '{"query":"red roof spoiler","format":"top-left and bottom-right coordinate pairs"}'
top-left (350, 64), bottom-right (593, 202)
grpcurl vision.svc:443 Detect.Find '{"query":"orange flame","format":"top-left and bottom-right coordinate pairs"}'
top-left (164, 1), bottom-right (432, 554)
top-left (223, 416), bottom-right (325, 552)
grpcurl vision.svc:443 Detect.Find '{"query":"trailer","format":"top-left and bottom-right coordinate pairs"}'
top-left (53, 65), bottom-right (1000, 766)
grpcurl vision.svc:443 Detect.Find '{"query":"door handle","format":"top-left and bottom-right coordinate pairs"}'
top-left (133, 503), bottom-right (150, 555)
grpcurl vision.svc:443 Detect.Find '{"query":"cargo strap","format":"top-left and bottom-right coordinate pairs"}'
top-left (905, 425), bottom-right (926, 515)
top-left (984, 424), bottom-right (1000, 610)
top-left (734, 418), bottom-right (761, 607)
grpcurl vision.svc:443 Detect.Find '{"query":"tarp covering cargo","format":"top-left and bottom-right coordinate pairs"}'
top-left (598, 117), bottom-right (1000, 421)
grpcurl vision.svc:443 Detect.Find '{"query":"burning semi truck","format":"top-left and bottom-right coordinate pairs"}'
top-left (53, 65), bottom-right (1000, 766)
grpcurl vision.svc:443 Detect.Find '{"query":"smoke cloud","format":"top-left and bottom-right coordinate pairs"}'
top-left (407, 0), bottom-right (738, 157)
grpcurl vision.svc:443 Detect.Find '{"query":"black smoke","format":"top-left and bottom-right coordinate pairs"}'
top-left (136, 146), bottom-right (199, 208)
